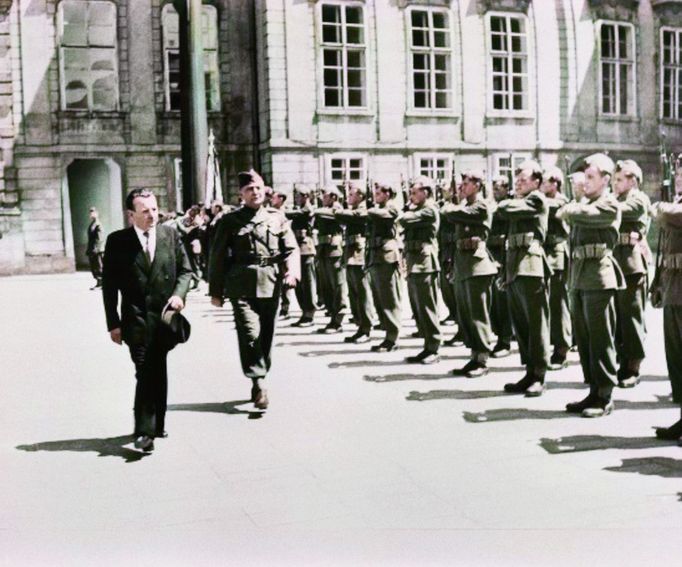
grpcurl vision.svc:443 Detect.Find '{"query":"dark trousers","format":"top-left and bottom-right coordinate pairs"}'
top-left (347, 265), bottom-right (375, 333)
top-left (230, 296), bottom-right (280, 380)
top-left (440, 266), bottom-right (458, 321)
top-left (407, 272), bottom-right (441, 352)
top-left (549, 271), bottom-right (572, 352)
top-left (129, 342), bottom-right (169, 437)
top-left (318, 255), bottom-right (347, 325)
top-left (615, 274), bottom-right (647, 363)
top-left (454, 276), bottom-right (494, 358)
top-left (369, 263), bottom-right (402, 343)
top-left (664, 304), bottom-right (682, 404)
top-left (571, 289), bottom-right (618, 399)
top-left (490, 279), bottom-right (512, 346)
top-left (88, 251), bottom-right (103, 283)
top-left (508, 276), bottom-right (550, 376)
top-left (295, 255), bottom-right (317, 318)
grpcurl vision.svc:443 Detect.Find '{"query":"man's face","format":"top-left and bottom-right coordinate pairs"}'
top-left (212, 204), bottom-right (222, 216)
top-left (89, 210), bottom-right (97, 221)
top-left (294, 192), bottom-right (308, 207)
top-left (374, 187), bottom-right (389, 204)
top-left (409, 184), bottom-right (428, 206)
top-left (514, 169), bottom-right (538, 197)
top-left (541, 179), bottom-right (559, 198)
top-left (270, 193), bottom-right (285, 209)
top-left (460, 177), bottom-right (479, 201)
top-left (583, 165), bottom-right (609, 200)
top-left (322, 192), bottom-right (336, 207)
top-left (613, 171), bottom-right (635, 197)
top-left (348, 188), bottom-right (363, 207)
top-left (128, 195), bottom-right (158, 231)
top-left (492, 183), bottom-right (509, 202)
top-left (240, 183), bottom-right (265, 209)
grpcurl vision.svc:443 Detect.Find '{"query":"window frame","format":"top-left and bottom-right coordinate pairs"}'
top-left (405, 6), bottom-right (455, 115)
top-left (317, 1), bottom-right (371, 114)
top-left (56, 0), bottom-right (120, 112)
top-left (597, 20), bottom-right (637, 118)
top-left (412, 153), bottom-right (453, 184)
top-left (492, 152), bottom-right (532, 186)
top-left (485, 11), bottom-right (533, 118)
top-left (660, 26), bottom-right (682, 122)
top-left (326, 154), bottom-right (367, 187)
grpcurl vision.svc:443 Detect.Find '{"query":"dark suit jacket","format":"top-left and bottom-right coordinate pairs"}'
top-left (102, 224), bottom-right (192, 346)
top-left (87, 220), bottom-right (103, 255)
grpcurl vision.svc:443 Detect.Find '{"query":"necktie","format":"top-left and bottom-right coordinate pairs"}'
top-left (143, 231), bottom-right (152, 264)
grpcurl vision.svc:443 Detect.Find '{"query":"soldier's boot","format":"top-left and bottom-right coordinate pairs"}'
top-left (406, 349), bottom-right (439, 364)
top-left (655, 408), bottom-right (682, 440)
top-left (452, 354), bottom-right (489, 378)
top-left (490, 341), bottom-right (511, 358)
top-left (251, 378), bottom-right (269, 410)
top-left (581, 397), bottom-right (614, 418)
top-left (444, 330), bottom-right (465, 347)
top-left (618, 358), bottom-right (642, 388)
top-left (291, 316), bottom-right (314, 328)
top-left (344, 330), bottom-right (371, 344)
top-left (370, 339), bottom-right (397, 353)
top-left (566, 390), bottom-right (600, 414)
top-left (503, 373), bottom-right (537, 394)
top-left (548, 347), bottom-right (569, 370)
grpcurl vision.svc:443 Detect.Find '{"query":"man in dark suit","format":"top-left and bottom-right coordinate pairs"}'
top-left (102, 188), bottom-right (192, 452)
top-left (86, 207), bottom-right (104, 289)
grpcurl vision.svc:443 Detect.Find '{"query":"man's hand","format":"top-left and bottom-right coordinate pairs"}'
top-left (109, 328), bottom-right (122, 345)
top-left (283, 273), bottom-right (298, 289)
top-left (167, 295), bottom-right (184, 311)
top-left (211, 296), bottom-right (224, 308)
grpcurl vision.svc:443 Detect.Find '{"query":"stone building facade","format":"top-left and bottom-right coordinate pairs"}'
top-left (1, 0), bottom-right (682, 274)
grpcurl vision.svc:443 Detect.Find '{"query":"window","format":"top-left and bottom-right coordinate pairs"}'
top-left (495, 154), bottom-right (529, 185)
top-left (57, 0), bottom-right (118, 111)
top-left (417, 156), bottom-right (452, 183)
top-left (328, 156), bottom-right (366, 186)
top-left (320, 3), bottom-right (367, 108)
top-left (488, 13), bottom-right (529, 112)
top-left (599, 22), bottom-right (635, 116)
top-left (661, 27), bottom-right (682, 121)
top-left (408, 9), bottom-right (452, 110)
top-left (162, 4), bottom-right (220, 112)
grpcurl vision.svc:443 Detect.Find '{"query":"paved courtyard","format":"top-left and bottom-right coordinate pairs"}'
top-left (2, 273), bottom-right (682, 566)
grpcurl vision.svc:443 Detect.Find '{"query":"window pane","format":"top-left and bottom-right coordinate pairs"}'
top-left (414, 72), bottom-right (426, 90)
top-left (490, 16), bottom-right (504, 33)
top-left (510, 17), bottom-right (522, 34)
top-left (346, 26), bottom-right (364, 45)
top-left (325, 88), bottom-right (340, 107)
top-left (88, 2), bottom-right (116, 47)
top-left (434, 54), bottom-right (448, 71)
top-left (601, 25), bottom-right (615, 58)
top-left (493, 93), bottom-right (506, 110)
top-left (61, 1), bottom-right (88, 46)
top-left (324, 68), bottom-right (340, 87)
top-left (411, 11), bottom-right (428, 29)
top-left (62, 47), bottom-right (89, 70)
top-left (92, 75), bottom-right (117, 110)
top-left (347, 50), bottom-right (364, 69)
top-left (90, 47), bottom-right (115, 72)
top-left (435, 92), bottom-right (448, 108)
top-left (434, 30), bottom-right (449, 49)
top-left (323, 49), bottom-right (341, 67)
top-left (347, 69), bottom-right (363, 88)
top-left (620, 64), bottom-right (630, 114)
top-left (491, 33), bottom-right (506, 52)
top-left (322, 24), bottom-right (341, 43)
top-left (414, 91), bottom-right (427, 108)
top-left (432, 12), bottom-right (447, 30)
top-left (163, 7), bottom-right (180, 49)
top-left (322, 4), bottom-right (340, 24)
top-left (202, 6), bottom-right (218, 50)
top-left (65, 79), bottom-right (88, 109)
top-left (346, 7), bottom-right (362, 25)
top-left (348, 88), bottom-right (364, 106)
top-left (413, 53), bottom-right (428, 70)
top-left (412, 29), bottom-right (428, 47)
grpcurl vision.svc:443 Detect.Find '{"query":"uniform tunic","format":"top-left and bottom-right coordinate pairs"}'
top-left (286, 204), bottom-right (317, 318)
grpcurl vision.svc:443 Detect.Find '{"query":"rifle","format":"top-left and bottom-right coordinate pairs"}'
top-left (450, 164), bottom-right (459, 204)
top-left (434, 177), bottom-right (444, 204)
top-left (366, 172), bottom-right (374, 208)
top-left (563, 156), bottom-right (574, 201)
top-left (400, 173), bottom-right (410, 211)
top-left (507, 153), bottom-right (514, 196)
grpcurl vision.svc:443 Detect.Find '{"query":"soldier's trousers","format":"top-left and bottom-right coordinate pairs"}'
top-left (294, 255), bottom-right (317, 318)
top-left (615, 273), bottom-right (647, 363)
top-left (453, 276), bottom-right (494, 358)
top-left (369, 263), bottom-right (402, 343)
top-left (508, 276), bottom-right (550, 376)
top-left (571, 289), bottom-right (618, 398)
top-left (664, 305), bottom-right (682, 405)
top-left (318, 255), bottom-right (347, 325)
top-left (407, 272), bottom-right (441, 352)
top-left (549, 271), bottom-right (572, 352)
top-left (88, 251), bottom-right (103, 283)
top-left (347, 265), bottom-right (375, 333)
top-left (440, 267), bottom-right (458, 321)
top-left (490, 279), bottom-right (512, 346)
top-left (129, 340), bottom-right (169, 437)
top-left (230, 295), bottom-right (280, 380)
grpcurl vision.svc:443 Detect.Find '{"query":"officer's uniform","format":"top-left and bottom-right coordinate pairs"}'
top-left (438, 211), bottom-right (459, 325)
top-left (208, 204), bottom-right (300, 381)
top-left (336, 202), bottom-right (377, 339)
top-left (614, 187), bottom-right (651, 383)
top-left (497, 190), bottom-right (551, 389)
top-left (285, 192), bottom-right (317, 325)
top-left (400, 200), bottom-right (442, 356)
top-left (488, 197), bottom-right (513, 353)
top-left (441, 195), bottom-right (497, 371)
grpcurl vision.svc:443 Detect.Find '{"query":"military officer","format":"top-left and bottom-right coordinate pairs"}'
top-left (399, 176), bottom-right (441, 364)
top-left (314, 185), bottom-right (349, 333)
top-left (488, 175), bottom-right (513, 357)
top-left (497, 160), bottom-right (551, 397)
top-left (541, 166), bottom-right (572, 369)
top-left (652, 165), bottom-right (682, 441)
top-left (438, 182), bottom-right (459, 328)
top-left (286, 186), bottom-right (317, 327)
top-left (270, 187), bottom-right (294, 319)
top-left (367, 182), bottom-right (403, 352)
top-left (442, 170), bottom-right (498, 377)
top-left (336, 184), bottom-right (377, 343)
top-left (612, 159), bottom-right (652, 388)
top-left (209, 170), bottom-right (300, 410)
top-left (556, 153), bottom-right (624, 417)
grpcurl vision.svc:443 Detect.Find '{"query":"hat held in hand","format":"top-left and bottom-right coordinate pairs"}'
top-left (160, 304), bottom-right (191, 349)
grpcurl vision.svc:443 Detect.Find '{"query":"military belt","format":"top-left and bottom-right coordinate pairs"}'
top-left (662, 253), bottom-right (682, 270)
top-left (232, 254), bottom-right (279, 267)
top-left (572, 243), bottom-right (610, 260)
top-left (508, 232), bottom-right (536, 249)
top-left (455, 237), bottom-right (483, 251)
top-left (294, 229), bottom-right (309, 239)
top-left (487, 235), bottom-right (506, 248)
top-left (617, 232), bottom-right (640, 246)
top-left (317, 234), bottom-right (343, 246)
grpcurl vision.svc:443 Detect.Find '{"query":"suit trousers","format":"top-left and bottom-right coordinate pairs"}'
top-left (508, 276), bottom-right (550, 376)
top-left (347, 265), bottom-right (375, 333)
top-left (369, 263), bottom-right (402, 343)
top-left (88, 251), bottom-right (103, 282)
top-left (490, 280), bottom-right (512, 346)
top-left (294, 255), bottom-right (317, 318)
top-left (128, 341), bottom-right (169, 437)
top-left (664, 305), bottom-right (682, 405)
top-left (318, 255), bottom-right (348, 325)
top-left (230, 296), bottom-right (280, 380)
top-left (549, 271), bottom-right (572, 352)
top-left (440, 266), bottom-right (458, 321)
top-left (453, 276), bottom-right (494, 358)
top-left (571, 289), bottom-right (618, 398)
top-left (407, 272), bottom-right (442, 352)
top-left (615, 273), bottom-right (647, 363)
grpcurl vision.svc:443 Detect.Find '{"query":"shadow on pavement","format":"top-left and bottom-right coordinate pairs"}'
top-left (605, 457), bottom-right (682, 479)
top-left (328, 359), bottom-right (419, 369)
top-left (168, 400), bottom-right (263, 420)
top-left (547, 381), bottom-right (590, 390)
top-left (299, 348), bottom-right (396, 358)
top-left (407, 389), bottom-right (512, 401)
top-left (16, 435), bottom-right (148, 463)
top-left (640, 374), bottom-right (669, 383)
top-left (364, 373), bottom-right (452, 383)
top-left (539, 435), bottom-right (678, 454)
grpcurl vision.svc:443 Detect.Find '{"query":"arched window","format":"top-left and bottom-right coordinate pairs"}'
top-left (162, 4), bottom-right (220, 112)
top-left (57, 0), bottom-right (119, 111)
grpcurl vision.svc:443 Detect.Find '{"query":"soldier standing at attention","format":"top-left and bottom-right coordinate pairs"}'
top-left (497, 160), bottom-right (551, 397)
top-left (438, 182), bottom-right (459, 329)
top-left (488, 176), bottom-right (513, 357)
top-left (209, 170), bottom-right (300, 410)
top-left (270, 188), bottom-right (294, 320)
top-left (442, 170), bottom-right (498, 377)
top-left (612, 160), bottom-right (652, 388)
top-left (400, 176), bottom-right (441, 364)
top-left (652, 165), bottom-right (682, 441)
top-left (541, 167), bottom-right (572, 370)
top-left (314, 185), bottom-right (348, 334)
top-left (556, 153), bottom-right (624, 417)
top-left (336, 184), bottom-right (376, 343)
top-left (367, 182), bottom-right (403, 352)
top-left (286, 186), bottom-right (317, 327)
top-left (87, 207), bottom-right (104, 289)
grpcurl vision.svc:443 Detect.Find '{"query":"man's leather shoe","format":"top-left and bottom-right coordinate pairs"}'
top-left (420, 351), bottom-right (440, 365)
top-left (344, 331), bottom-right (370, 344)
top-left (618, 375), bottom-right (640, 388)
top-left (548, 352), bottom-right (568, 370)
top-left (504, 375), bottom-right (534, 393)
top-left (155, 430), bottom-right (168, 439)
top-left (582, 399), bottom-right (614, 418)
top-left (253, 388), bottom-right (269, 410)
top-left (406, 350), bottom-right (428, 363)
top-left (524, 381), bottom-right (545, 397)
top-left (655, 419), bottom-right (682, 440)
top-left (291, 317), bottom-right (314, 327)
top-left (371, 340), bottom-right (397, 352)
top-left (452, 359), bottom-right (488, 378)
top-left (279, 310), bottom-right (290, 320)
top-left (566, 394), bottom-right (598, 413)
top-left (134, 435), bottom-right (154, 452)
top-left (317, 324), bottom-right (342, 334)
top-left (490, 343), bottom-right (511, 358)
top-left (409, 331), bottom-right (423, 339)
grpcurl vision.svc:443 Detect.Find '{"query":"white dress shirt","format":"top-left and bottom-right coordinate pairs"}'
top-left (133, 225), bottom-right (156, 263)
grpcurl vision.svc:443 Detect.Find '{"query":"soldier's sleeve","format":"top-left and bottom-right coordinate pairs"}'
top-left (560, 198), bottom-right (620, 228)
top-left (172, 230), bottom-right (193, 300)
top-left (619, 191), bottom-right (648, 222)
top-left (208, 216), bottom-right (230, 298)
top-left (441, 201), bottom-right (488, 225)
top-left (368, 204), bottom-right (400, 220)
top-left (314, 207), bottom-right (337, 220)
top-left (399, 204), bottom-right (437, 227)
top-left (654, 202), bottom-right (682, 228)
top-left (496, 192), bottom-right (545, 220)
top-left (280, 217), bottom-right (301, 281)
top-left (101, 233), bottom-right (121, 331)
top-left (284, 209), bottom-right (302, 220)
